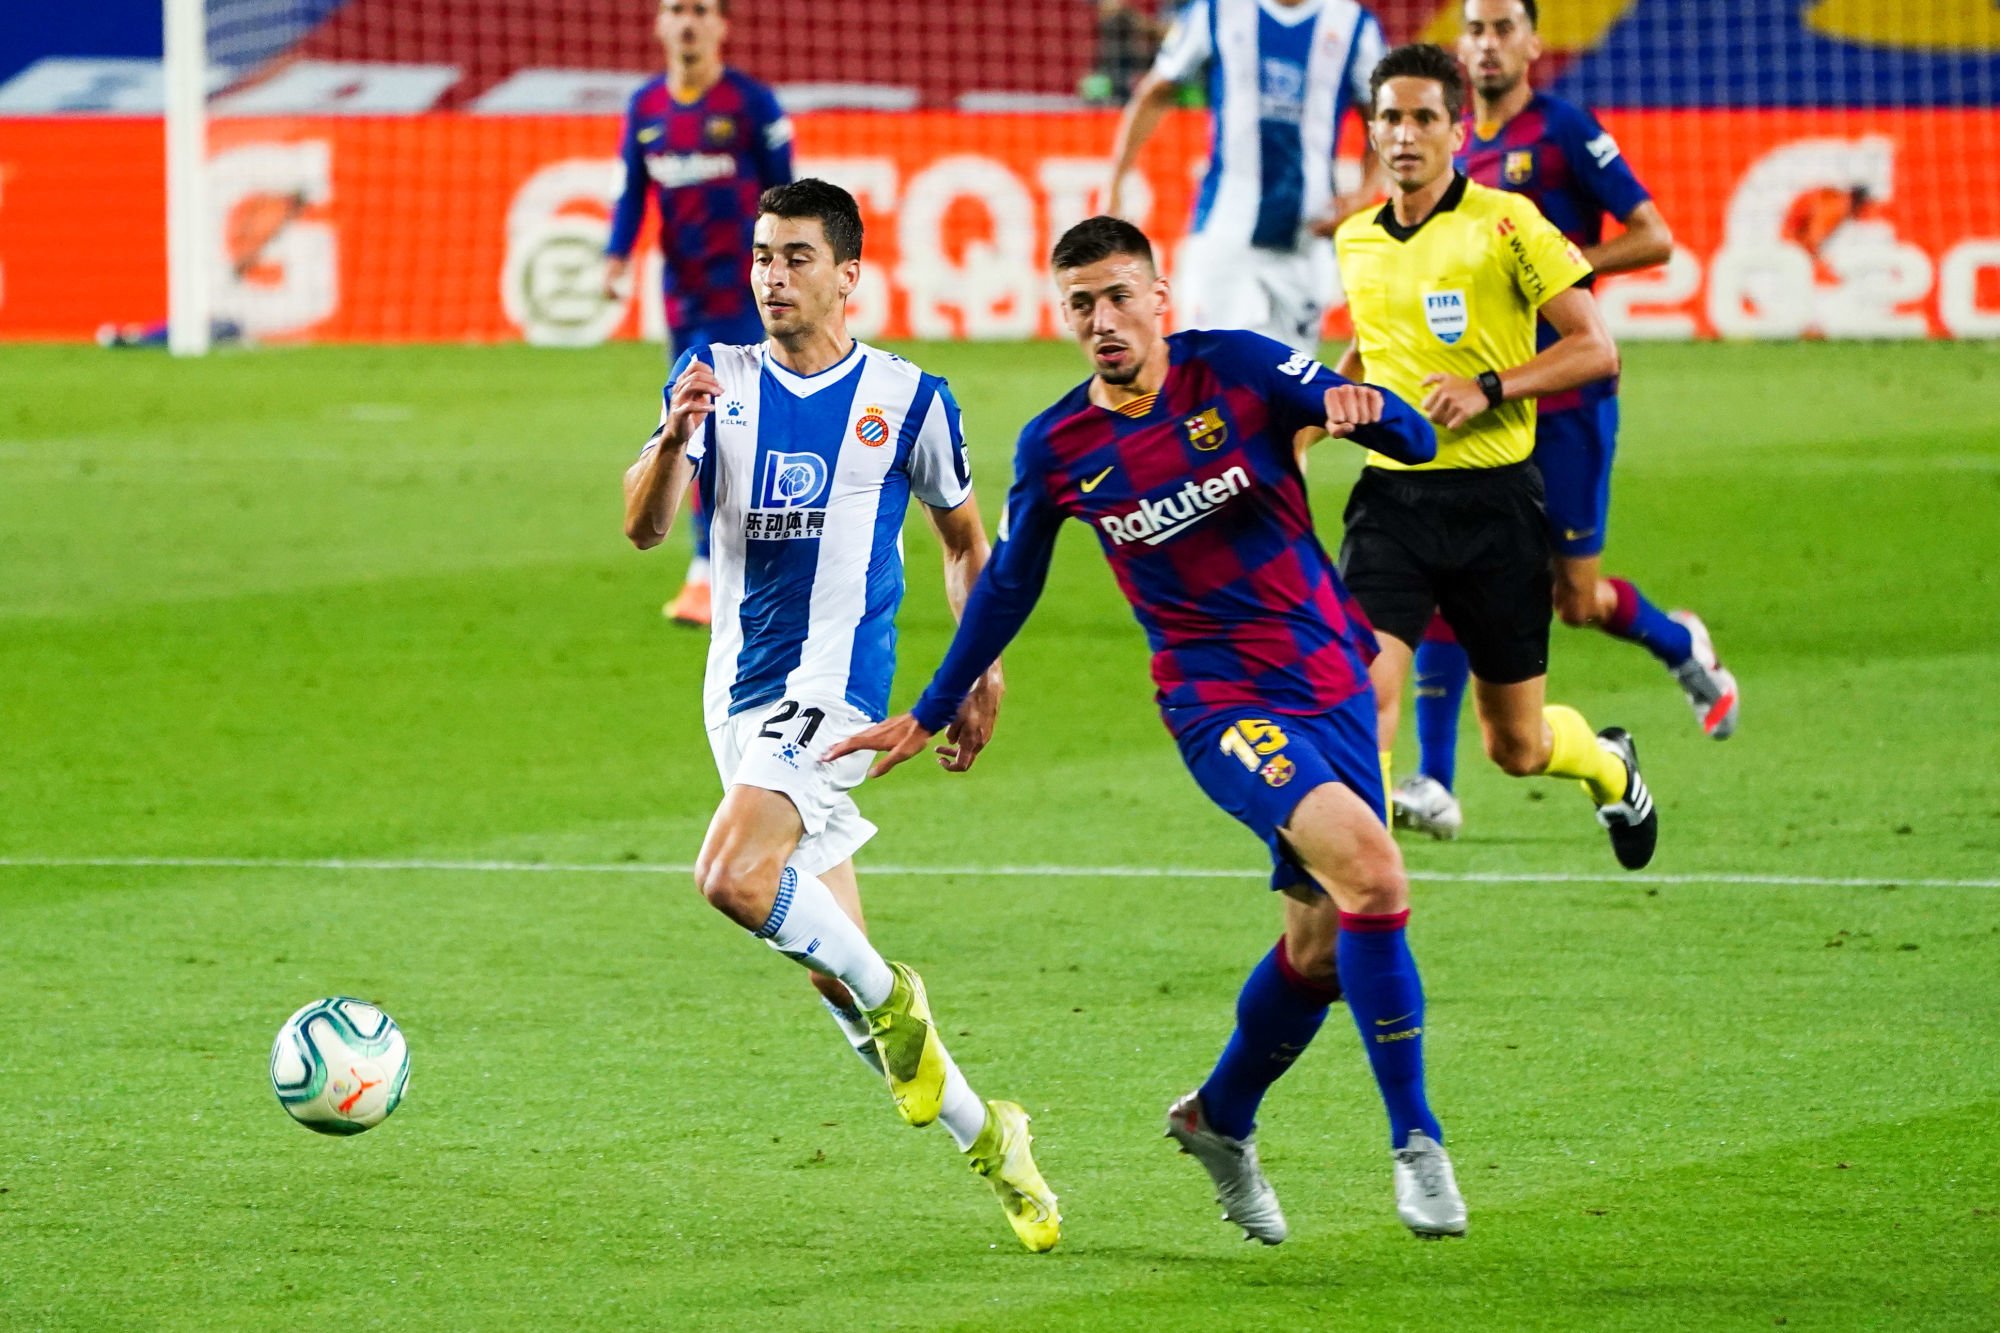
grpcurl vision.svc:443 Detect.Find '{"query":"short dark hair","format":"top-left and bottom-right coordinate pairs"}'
top-left (757, 179), bottom-right (863, 263)
top-left (1369, 43), bottom-right (1468, 121)
top-left (1049, 215), bottom-right (1155, 272)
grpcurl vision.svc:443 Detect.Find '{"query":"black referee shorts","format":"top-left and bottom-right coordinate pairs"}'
top-left (1338, 461), bottom-right (1553, 686)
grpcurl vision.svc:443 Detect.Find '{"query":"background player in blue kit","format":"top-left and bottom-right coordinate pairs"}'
top-left (1391, 0), bottom-right (1741, 841)
top-left (831, 217), bottom-right (1468, 1243)
top-left (605, 0), bottom-right (793, 628)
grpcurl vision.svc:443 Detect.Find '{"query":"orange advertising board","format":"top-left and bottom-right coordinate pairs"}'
top-left (1, 109), bottom-right (1996, 342)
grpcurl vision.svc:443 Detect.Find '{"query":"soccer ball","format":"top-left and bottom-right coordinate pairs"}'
top-left (269, 997), bottom-right (411, 1135)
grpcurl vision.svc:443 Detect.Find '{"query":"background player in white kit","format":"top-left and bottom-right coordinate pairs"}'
top-left (621, 179), bottom-right (1058, 1252)
top-left (1106, 0), bottom-right (1387, 351)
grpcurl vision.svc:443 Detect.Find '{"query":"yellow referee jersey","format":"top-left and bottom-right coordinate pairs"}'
top-left (1335, 174), bottom-right (1592, 471)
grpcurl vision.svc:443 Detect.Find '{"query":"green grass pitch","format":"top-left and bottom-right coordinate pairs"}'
top-left (2, 339), bottom-right (1997, 1329)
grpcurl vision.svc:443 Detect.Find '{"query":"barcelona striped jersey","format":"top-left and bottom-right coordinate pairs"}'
top-left (1461, 91), bottom-right (1651, 409)
top-left (607, 69), bottom-right (793, 333)
top-left (910, 329), bottom-right (1435, 736)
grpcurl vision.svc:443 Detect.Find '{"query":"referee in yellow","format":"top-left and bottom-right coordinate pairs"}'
top-left (1334, 42), bottom-right (1656, 869)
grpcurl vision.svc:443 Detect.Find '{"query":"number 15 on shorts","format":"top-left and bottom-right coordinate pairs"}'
top-left (1220, 718), bottom-right (1288, 769)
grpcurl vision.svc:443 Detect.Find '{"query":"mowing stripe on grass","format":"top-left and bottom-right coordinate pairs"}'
top-left (0, 855), bottom-right (1993, 889)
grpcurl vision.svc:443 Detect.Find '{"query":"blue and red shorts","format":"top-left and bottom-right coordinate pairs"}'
top-left (1169, 690), bottom-right (1385, 894)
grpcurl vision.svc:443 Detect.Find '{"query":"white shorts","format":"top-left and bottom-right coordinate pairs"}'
top-left (1176, 233), bottom-right (1338, 354)
top-left (707, 696), bottom-right (879, 876)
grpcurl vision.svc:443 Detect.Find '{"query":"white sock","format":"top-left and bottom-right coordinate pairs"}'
top-left (822, 996), bottom-right (884, 1075)
top-left (754, 866), bottom-right (894, 1009)
top-left (937, 1053), bottom-right (988, 1151)
top-left (685, 555), bottom-right (711, 585)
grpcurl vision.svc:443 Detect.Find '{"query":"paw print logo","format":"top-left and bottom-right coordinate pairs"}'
top-left (777, 741), bottom-right (803, 768)
top-left (723, 399), bottom-right (746, 424)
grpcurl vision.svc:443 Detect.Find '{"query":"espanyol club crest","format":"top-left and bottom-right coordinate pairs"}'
top-left (1183, 406), bottom-right (1228, 452)
top-left (854, 407), bottom-right (891, 448)
top-left (1504, 149), bottom-right (1534, 184)
top-left (1423, 289), bottom-right (1469, 346)
top-left (758, 450), bottom-right (831, 509)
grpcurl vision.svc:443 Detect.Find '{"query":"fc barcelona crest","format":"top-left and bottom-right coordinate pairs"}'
top-left (1183, 406), bottom-right (1229, 452)
top-left (1504, 149), bottom-right (1534, 184)
top-left (704, 115), bottom-right (737, 146)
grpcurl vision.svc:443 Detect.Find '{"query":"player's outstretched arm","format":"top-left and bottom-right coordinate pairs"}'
top-left (622, 358), bottom-right (720, 549)
top-left (1587, 200), bottom-right (1674, 277)
top-left (925, 495), bottom-right (1005, 773)
top-left (1107, 72), bottom-right (1181, 217)
top-left (604, 107), bottom-right (649, 299)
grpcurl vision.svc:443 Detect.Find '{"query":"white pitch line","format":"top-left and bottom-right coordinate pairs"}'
top-left (0, 855), bottom-right (1993, 890)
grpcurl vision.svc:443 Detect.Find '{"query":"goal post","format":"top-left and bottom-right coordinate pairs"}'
top-left (164, 0), bottom-right (210, 356)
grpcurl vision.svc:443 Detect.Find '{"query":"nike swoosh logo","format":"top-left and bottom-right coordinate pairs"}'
top-left (638, 126), bottom-right (664, 143)
top-left (1375, 1011), bottom-right (1416, 1027)
top-left (1080, 466), bottom-right (1115, 493)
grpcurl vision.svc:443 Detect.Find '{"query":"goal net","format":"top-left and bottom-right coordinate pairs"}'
top-left (0, 0), bottom-right (1994, 346)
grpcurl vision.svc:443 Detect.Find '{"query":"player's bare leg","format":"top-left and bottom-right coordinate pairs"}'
top-left (1284, 782), bottom-right (1463, 1237)
top-left (1369, 632), bottom-right (1465, 840)
top-left (1367, 632), bottom-right (1416, 754)
top-left (1471, 675), bottom-right (1658, 869)
top-left (1171, 779), bottom-right (1462, 1241)
top-left (728, 843), bottom-right (1058, 1251)
top-left (808, 860), bottom-right (885, 1074)
top-left (694, 787), bottom-right (942, 1119)
top-left (1553, 554), bottom-right (1738, 740)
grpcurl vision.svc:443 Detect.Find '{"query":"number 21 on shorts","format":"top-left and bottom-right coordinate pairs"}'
top-left (759, 700), bottom-right (827, 747)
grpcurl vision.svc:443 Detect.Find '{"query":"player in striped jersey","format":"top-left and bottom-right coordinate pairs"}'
top-left (1107, 0), bottom-right (1387, 352)
top-left (621, 180), bottom-right (1057, 1252)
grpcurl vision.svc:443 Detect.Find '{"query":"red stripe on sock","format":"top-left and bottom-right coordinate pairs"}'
top-left (1605, 578), bottom-right (1641, 635)
top-left (1421, 611), bottom-right (1458, 646)
top-left (1275, 935), bottom-right (1342, 1003)
top-left (1338, 909), bottom-right (1411, 933)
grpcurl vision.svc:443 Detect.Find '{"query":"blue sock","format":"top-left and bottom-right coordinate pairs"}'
top-left (1337, 910), bottom-right (1442, 1147)
top-left (1605, 577), bottom-right (1693, 667)
top-left (1197, 938), bottom-right (1337, 1140)
top-left (1413, 635), bottom-right (1469, 792)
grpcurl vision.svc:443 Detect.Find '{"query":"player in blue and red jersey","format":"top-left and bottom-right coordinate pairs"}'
top-left (605, 0), bottom-right (793, 627)
top-left (827, 217), bottom-right (1469, 1244)
top-left (1386, 0), bottom-right (1741, 841)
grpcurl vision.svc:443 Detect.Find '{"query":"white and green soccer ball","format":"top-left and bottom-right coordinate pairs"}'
top-left (270, 997), bottom-right (410, 1135)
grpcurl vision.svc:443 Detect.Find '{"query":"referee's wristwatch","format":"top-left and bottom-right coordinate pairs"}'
top-left (1476, 369), bottom-right (1506, 408)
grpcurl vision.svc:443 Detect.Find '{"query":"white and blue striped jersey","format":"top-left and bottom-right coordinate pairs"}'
top-left (1153, 0), bottom-right (1384, 251)
top-left (662, 340), bottom-right (973, 727)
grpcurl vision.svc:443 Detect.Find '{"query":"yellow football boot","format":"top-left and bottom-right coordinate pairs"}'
top-left (968, 1099), bottom-right (1061, 1253)
top-left (865, 962), bottom-right (946, 1127)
